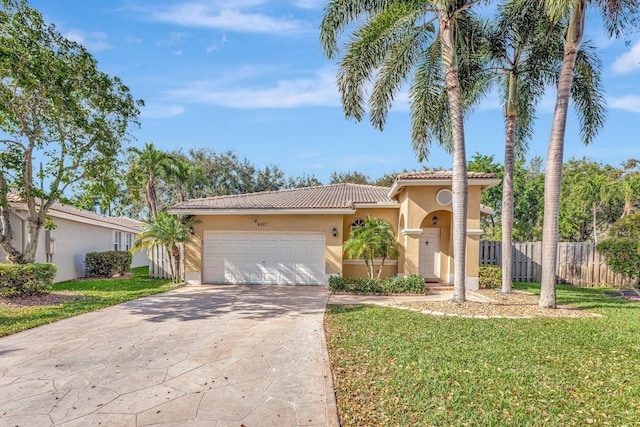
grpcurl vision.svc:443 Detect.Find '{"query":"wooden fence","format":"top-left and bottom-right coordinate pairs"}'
top-left (148, 244), bottom-right (184, 281)
top-left (480, 241), bottom-right (635, 287)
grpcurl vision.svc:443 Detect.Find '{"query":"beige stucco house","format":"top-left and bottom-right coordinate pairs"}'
top-left (169, 171), bottom-right (499, 290)
top-left (1, 193), bottom-right (148, 282)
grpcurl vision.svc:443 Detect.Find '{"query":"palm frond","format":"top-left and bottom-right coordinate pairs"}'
top-left (571, 40), bottom-right (606, 145)
top-left (320, 0), bottom-right (404, 58)
top-left (369, 7), bottom-right (434, 130)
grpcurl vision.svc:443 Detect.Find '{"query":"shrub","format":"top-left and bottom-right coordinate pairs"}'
top-left (329, 275), bottom-right (426, 295)
top-left (479, 265), bottom-right (502, 289)
top-left (85, 251), bottom-right (133, 278)
top-left (596, 238), bottom-right (640, 282)
top-left (0, 263), bottom-right (57, 297)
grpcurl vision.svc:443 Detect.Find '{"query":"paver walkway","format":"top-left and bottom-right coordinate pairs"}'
top-left (0, 285), bottom-right (339, 427)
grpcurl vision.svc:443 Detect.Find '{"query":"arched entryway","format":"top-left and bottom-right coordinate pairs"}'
top-left (418, 210), bottom-right (451, 282)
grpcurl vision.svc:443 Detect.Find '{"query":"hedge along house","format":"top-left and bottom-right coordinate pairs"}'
top-left (168, 171), bottom-right (500, 290)
top-left (1, 192), bottom-right (149, 282)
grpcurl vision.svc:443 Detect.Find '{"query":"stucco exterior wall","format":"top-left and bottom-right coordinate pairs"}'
top-left (342, 207), bottom-right (400, 278)
top-left (465, 186), bottom-right (483, 287)
top-left (396, 184), bottom-right (485, 287)
top-left (419, 210), bottom-right (452, 281)
top-left (400, 186), bottom-right (453, 281)
top-left (187, 214), bottom-right (344, 284)
top-left (1, 210), bottom-right (145, 283)
top-left (47, 217), bottom-right (116, 282)
top-left (342, 261), bottom-right (397, 280)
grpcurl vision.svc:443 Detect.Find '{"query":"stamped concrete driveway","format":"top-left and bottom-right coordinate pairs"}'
top-left (0, 285), bottom-right (340, 427)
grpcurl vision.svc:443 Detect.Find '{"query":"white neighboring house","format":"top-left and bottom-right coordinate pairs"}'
top-left (1, 193), bottom-right (148, 283)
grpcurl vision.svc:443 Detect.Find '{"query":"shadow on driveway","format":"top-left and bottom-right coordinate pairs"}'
top-left (120, 284), bottom-right (331, 323)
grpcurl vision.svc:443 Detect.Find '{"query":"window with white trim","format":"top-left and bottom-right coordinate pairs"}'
top-left (114, 231), bottom-right (122, 251)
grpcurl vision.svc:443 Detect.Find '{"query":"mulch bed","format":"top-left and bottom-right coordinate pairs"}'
top-left (0, 291), bottom-right (85, 308)
top-left (399, 289), bottom-right (601, 319)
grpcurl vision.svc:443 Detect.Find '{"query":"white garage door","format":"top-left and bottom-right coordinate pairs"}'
top-left (203, 232), bottom-right (326, 285)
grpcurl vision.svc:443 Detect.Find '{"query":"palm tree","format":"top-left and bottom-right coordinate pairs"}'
top-left (166, 159), bottom-right (207, 203)
top-left (132, 212), bottom-right (198, 283)
top-left (539, 0), bottom-right (638, 309)
top-left (573, 170), bottom-right (613, 243)
top-left (485, 0), bottom-right (605, 293)
top-left (320, 0), bottom-right (488, 302)
top-left (343, 215), bottom-right (399, 279)
top-left (619, 175), bottom-right (640, 218)
top-left (127, 143), bottom-right (179, 219)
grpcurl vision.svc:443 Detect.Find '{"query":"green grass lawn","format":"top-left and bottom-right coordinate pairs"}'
top-left (0, 266), bottom-right (175, 337)
top-left (325, 283), bottom-right (640, 426)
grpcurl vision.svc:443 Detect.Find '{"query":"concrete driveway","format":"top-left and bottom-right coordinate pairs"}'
top-left (0, 285), bottom-right (340, 427)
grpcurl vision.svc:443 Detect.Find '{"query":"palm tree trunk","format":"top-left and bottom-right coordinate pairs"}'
top-left (540, 0), bottom-right (585, 309)
top-left (173, 244), bottom-right (182, 282)
top-left (167, 244), bottom-right (176, 283)
top-left (440, 15), bottom-right (467, 303)
top-left (501, 73), bottom-right (518, 294)
top-left (377, 255), bottom-right (387, 279)
top-left (146, 179), bottom-right (158, 218)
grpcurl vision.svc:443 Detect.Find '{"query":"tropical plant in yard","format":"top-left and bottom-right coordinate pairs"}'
top-left (559, 158), bottom-right (622, 242)
top-left (343, 215), bottom-right (399, 279)
top-left (320, 0), bottom-right (488, 302)
top-left (596, 213), bottom-right (640, 283)
top-left (484, 0), bottom-right (606, 293)
top-left (572, 165), bottom-right (615, 243)
top-left (166, 159), bottom-right (207, 204)
top-left (619, 173), bottom-right (640, 217)
top-left (126, 143), bottom-right (180, 219)
top-left (132, 212), bottom-right (198, 283)
top-left (539, 0), bottom-right (639, 308)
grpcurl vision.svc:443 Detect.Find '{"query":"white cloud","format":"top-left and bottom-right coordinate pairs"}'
top-left (140, 104), bottom-right (186, 118)
top-left (609, 95), bottom-right (640, 113)
top-left (167, 67), bottom-right (339, 108)
top-left (172, 50), bottom-right (184, 56)
top-left (147, 1), bottom-right (300, 34)
top-left (206, 35), bottom-right (228, 52)
top-left (612, 40), bottom-right (640, 74)
top-left (64, 30), bottom-right (111, 51)
top-left (294, 0), bottom-right (325, 10)
top-left (156, 32), bottom-right (190, 47)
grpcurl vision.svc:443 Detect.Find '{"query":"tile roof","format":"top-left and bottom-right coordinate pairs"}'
top-left (6, 192), bottom-right (144, 231)
top-left (396, 171), bottom-right (499, 180)
top-left (171, 183), bottom-right (396, 211)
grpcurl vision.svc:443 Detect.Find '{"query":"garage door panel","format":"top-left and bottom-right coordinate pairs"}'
top-left (248, 246), bottom-right (263, 256)
top-left (204, 231), bottom-right (325, 285)
top-left (279, 247), bottom-right (294, 256)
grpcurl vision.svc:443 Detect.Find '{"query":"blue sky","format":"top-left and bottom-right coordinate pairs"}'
top-left (28, 0), bottom-right (640, 183)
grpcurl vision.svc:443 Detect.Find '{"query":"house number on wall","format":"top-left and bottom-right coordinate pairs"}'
top-left (256, 222), bottom-right (268, 227)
